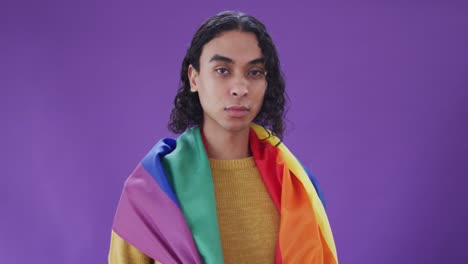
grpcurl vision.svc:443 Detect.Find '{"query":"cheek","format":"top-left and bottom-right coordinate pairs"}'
top-left (197, 91), bottom-right (213, 109)
top-left (197, 85), bottom-right (223, 110)
top-left (201, 80), bottom-right (229, 101)
top-left (252, 84), bottom-right (267, 103)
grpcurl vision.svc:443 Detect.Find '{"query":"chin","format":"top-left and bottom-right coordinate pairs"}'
top-left (203, 112), bottom-right (256, 134)
top-left (220, 119), bottom-right (252, 133)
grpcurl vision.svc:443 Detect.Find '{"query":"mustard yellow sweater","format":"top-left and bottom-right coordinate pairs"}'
top-left (109, 157), bottom-right (279, 263)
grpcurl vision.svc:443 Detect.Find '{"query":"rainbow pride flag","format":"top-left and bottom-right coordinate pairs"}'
top-left (112, 124), bottom-right (338, 263)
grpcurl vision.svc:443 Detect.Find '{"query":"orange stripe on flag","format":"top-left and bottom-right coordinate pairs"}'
top-left (278, 152), bottom-right (324, 262)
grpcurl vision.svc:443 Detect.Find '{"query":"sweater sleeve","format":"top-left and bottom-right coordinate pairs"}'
top-left (108, 230), bottom-right (161, 264)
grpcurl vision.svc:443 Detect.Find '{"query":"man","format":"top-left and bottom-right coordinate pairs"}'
top-left (109, 11), bottom-right (337, 264)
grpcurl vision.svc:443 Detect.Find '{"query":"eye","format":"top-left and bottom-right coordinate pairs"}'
top-left (248, 69), bottom-right (266, 78)
top-left (215, 67), bottom-right (230, 75)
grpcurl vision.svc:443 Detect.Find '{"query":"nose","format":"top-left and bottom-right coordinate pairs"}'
top-left (230, 76), bottom-right (248, 97)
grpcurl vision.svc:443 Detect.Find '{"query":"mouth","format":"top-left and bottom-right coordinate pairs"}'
top-left (224, 105), bottom-right (250, 118)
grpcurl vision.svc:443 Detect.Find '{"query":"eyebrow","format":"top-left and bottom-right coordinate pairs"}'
top-left (209, 54), bottom-right (265, 65)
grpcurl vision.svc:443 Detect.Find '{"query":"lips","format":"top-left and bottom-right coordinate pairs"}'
top-left (225, 105), bottom-right (250, 117)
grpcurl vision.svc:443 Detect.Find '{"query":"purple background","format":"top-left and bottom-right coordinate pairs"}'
top-left (2, 1), bottom-right (467, 263)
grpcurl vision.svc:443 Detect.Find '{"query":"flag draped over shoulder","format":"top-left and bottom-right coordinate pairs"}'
top-left (112, 124), bottom-right (338, 263)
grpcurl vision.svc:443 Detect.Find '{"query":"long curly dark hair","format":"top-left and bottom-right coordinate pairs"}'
top-left (168, 11), bottom-right (287, 137)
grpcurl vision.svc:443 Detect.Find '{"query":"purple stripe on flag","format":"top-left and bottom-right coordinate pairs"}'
top-left (112, 163), bottom-right (201, 264)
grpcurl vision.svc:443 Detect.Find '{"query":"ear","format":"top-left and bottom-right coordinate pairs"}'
top-left (188, 64), bottom-right (199, 92)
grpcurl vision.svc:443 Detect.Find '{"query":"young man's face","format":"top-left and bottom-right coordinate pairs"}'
top-left (188, 30), bottom-right (267, 135)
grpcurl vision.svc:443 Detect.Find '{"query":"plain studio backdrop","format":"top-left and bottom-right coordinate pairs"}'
top-left (1, 0), bottom-right (467, 263)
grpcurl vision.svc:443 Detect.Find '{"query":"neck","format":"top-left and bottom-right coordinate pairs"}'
top-left (202, 124), bottom-right (251, 160)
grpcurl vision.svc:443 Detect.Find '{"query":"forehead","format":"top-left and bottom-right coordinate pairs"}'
top-left (200, 31), bottom-right (263, 64)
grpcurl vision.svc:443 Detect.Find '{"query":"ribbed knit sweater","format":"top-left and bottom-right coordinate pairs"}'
top-left (109, 157), bottom-right (279, 263)
top-left (210, 157), bottom-right (279, 263)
